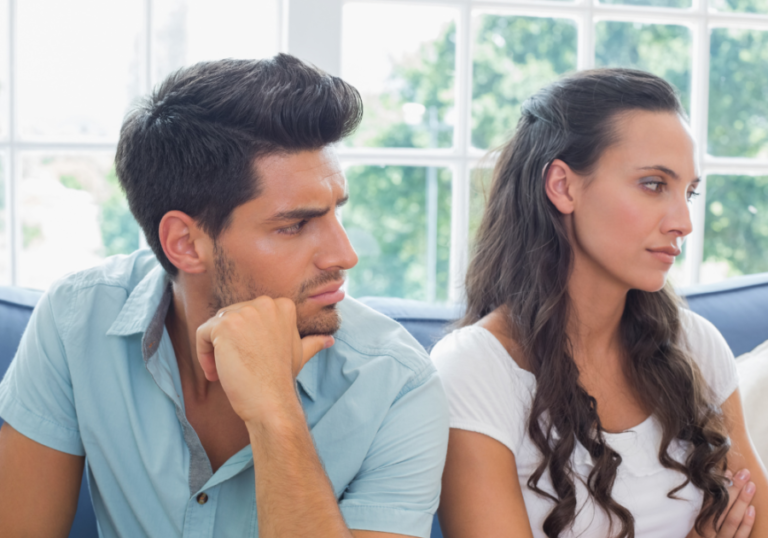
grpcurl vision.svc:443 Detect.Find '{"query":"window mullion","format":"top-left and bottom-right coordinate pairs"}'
top-left (449, 1), bottom-right (472, 303)
top-left (8, 0), bottom-right (16, 286)
top-left (577, 0), bottom-right (595, 70)
top-left (686, 0), bottom-right (711, 285)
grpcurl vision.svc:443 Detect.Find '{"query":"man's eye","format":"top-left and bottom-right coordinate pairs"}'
top-left (279, 220), bottom-right (307, 235)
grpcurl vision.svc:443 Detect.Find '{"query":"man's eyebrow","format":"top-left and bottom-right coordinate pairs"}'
top-left (267, 195), bottom-right (349, 222)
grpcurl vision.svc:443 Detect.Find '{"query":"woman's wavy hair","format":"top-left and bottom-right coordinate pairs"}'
top-left (462, 68), bottom-right (730, 537)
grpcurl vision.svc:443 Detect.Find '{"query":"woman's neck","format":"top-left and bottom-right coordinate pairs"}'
top-left (566, 253), bottom-right (629, 365)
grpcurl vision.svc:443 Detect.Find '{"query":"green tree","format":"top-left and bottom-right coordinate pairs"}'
top-left (99, 168), bottom-right (140, 257)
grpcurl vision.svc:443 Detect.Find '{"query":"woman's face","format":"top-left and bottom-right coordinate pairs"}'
top-left (569, 111), bottom-right (698, 293)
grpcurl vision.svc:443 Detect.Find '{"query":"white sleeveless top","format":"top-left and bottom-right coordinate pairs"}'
top-left (431, 309), bottom-right (738, 538)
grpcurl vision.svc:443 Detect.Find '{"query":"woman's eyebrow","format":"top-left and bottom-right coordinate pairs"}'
top-left (638, 165), bottom-right (679, 179)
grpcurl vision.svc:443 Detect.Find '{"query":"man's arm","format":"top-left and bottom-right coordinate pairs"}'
top-left (196, 296), bottom-right (427, 538)
top-left (0, 422), bottom-right (84, 537)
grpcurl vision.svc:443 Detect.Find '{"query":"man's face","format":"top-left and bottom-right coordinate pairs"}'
top-left (208, 147), bottom-right (358, 337)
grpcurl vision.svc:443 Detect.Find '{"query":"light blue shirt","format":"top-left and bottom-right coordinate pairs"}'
top-left (0, 250), bottom-right (449, 538)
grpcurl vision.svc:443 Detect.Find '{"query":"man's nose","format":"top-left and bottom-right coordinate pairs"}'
top-left (317, 216), bottom-right (358, 271)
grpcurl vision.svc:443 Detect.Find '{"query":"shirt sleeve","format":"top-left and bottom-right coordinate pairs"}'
top-left (680, 308), bottom-right (739, 405)
top-left (430, 327), bottom-right (533, 457)
top-left (339, 368), bottom-right (449, 538)
top-left (0, 291), bottom-right (84, 456)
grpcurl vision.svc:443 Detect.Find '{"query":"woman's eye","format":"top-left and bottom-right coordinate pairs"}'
top-left (643, 180), bottom-right (664, 192)
top-left (687, 190), bottom-right (701, 202)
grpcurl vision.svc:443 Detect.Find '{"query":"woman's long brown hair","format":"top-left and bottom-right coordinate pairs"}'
top-left (462, 68), bottom-right (730, 537)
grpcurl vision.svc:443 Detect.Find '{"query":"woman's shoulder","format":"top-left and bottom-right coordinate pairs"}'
top-left (678, 307), bottom-right (738, 404)
top-left (431, 324), bottom-right (535, 453)
top-left (431, 324), bottom-right (533, 384)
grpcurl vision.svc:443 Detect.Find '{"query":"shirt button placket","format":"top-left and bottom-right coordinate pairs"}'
top-left (182, 488), bottom-right (217, 538)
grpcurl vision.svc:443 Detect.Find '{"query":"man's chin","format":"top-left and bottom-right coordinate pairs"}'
top-left (297, 305), bottom-right (341, 338)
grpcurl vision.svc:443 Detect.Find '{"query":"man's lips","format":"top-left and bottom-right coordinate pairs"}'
top-left (647, 246), bottom-right (681, 265)
top-left (307, 281), bottom-right (345, 304)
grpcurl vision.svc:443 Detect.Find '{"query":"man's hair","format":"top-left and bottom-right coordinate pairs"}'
top-left (115, 54), bottom-right (363, 275)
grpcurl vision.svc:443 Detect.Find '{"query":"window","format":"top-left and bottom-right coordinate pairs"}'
top-left (0, 0), bottom-right (279, 290)
top-left (321, 0), bottom-right (768, 300)
top-left (3, 0), bottom-right (768, 298)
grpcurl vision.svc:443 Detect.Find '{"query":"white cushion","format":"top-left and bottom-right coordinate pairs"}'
top-left (736, 339), bottom-right (768, 466)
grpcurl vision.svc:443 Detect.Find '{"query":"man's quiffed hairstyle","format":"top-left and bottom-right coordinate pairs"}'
top-left (115, 54), bottom-right (364, 275)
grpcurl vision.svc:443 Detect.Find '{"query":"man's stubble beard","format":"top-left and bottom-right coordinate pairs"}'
top-left (210, 244), bottom-right (343, 337)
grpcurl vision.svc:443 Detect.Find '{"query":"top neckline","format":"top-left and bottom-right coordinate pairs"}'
top-left (466, 324), bottom-right (654, 437)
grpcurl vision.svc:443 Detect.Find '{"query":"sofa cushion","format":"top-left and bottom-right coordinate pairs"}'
top-left (736, 339), bottom-right (768, 466)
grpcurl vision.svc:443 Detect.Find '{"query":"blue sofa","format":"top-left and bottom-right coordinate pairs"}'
top-left (2, 273), bottom-right (768, 538)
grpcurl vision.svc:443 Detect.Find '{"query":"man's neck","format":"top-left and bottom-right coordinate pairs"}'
top-left (165, 278), bottom-right (217, 398)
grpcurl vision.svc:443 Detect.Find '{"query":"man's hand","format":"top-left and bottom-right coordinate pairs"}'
top-left (688, 468), bottom-right (756, 538)
top-left (195, 296), bottom-right (333, 425)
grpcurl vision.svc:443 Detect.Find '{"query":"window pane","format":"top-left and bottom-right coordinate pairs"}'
top-left (702, 174), bottom-right (768, 283)
top-left (0, 0), bottom-right (8, 140)
top-left (472, 15), bottom-right (577, 150)
top-left (600, 0), bottom-right (691, 7)
top-left (153, 0), bottom-right (279, 84)
top-left (595, 21), bottom-right (692, 112)
top-left (16, 0), bottom-right (143, 142)
top-left (710, 0), bottom-right (768, 14)
top-left (18, 153), bottom-right (140, 290)
top-left (342, 3), bottom-right (457, 149)
top-left (344, 165), bottom-right (452, 302)
top-left (0, 153), bottom-right (8, 285)
top-left (709, 28), bottom-right (768, 158)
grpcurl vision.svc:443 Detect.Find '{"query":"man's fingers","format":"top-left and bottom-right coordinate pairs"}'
top-left (299, 335), bottom-right (334, 372)
top-left (195, 318), bottom-right (220, 382)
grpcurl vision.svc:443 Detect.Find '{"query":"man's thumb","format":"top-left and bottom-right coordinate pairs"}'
top-left (299, 335), bottom-right (335, 369)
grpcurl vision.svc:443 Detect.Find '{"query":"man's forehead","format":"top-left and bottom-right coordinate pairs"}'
top-left (251, 149), bottom-right (347, 216)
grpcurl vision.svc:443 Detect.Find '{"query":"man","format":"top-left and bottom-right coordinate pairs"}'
top-left (0, 54), bottom-right (448, 538)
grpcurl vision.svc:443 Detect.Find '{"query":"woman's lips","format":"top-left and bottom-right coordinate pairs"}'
top-left (647, 247), bottom-right (680, 265)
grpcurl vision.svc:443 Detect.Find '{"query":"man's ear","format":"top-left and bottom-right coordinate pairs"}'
top-left (544, 159), bottom-right (576, 215)
top-left (158, 211), bottom-right (211, 275)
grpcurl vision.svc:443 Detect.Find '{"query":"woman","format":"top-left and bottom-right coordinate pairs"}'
top-left (432, 69), bottom-right (767, 538)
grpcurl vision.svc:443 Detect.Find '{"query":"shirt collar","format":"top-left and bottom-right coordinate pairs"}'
top-left (296, 348), bottom-right (324, 401)
top-left (106, 264), bottom-right (170, 338)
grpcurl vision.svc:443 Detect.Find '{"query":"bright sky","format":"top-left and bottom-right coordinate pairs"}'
top-left (342, 2), bottom-right (457, 94)
top-left (14, 0), bottom-right (278, 143)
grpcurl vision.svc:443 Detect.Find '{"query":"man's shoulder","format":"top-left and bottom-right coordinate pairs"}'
top-left (48, 250), bottom-right (159, 296)
top-left (44, 249), bottom-right (162, 323)
top-left (334, 297), bottom-right (433, 379)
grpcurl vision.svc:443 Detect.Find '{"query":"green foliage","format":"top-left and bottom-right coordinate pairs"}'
top-left (347, 22), bottom-right (456, 149)
top-left (710, 0), bottom-right (768, 13)
top-left (708, 28), bottom-right (768, 158)
top-left (22, 223), bottom-right (42, 249)
top-left (595, 21), bottom-right (691, 112)
top-left (704, 175), bottom-right (768, 276)
top-left (345, 165), bottom-right (451, 301)
top-left (100, 167), bottom-right (139, 257)
top-left (472, 15), bottom-right (577, 149)
top-left (59, 174), bottom-right (84, 190)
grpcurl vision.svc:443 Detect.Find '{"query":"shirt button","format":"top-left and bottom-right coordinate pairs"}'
top-left (197, 493), bottom-right (208, 505)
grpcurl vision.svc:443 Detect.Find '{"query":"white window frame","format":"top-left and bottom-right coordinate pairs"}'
top-left (3, 0), bottom-right (768, 298)
top-left (288, 0), bottom-right (768, 302)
